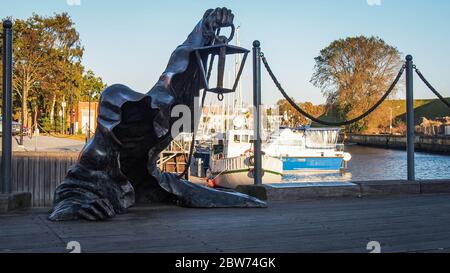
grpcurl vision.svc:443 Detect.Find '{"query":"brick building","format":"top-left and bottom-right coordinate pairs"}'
top-left (74, 101), bottom-right (98, 135)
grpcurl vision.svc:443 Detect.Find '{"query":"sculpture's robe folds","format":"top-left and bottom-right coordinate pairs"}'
top-left (49, 8), bottom-right (266, 221)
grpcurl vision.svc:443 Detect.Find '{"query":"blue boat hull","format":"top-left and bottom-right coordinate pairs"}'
top-left (282, 157), bottom-right (343, 172)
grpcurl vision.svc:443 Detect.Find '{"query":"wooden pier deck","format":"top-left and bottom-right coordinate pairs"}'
top-left (1, 193), bottom-right (450, 253)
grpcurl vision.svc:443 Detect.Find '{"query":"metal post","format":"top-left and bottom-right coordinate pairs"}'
top-left (2, 20), bottom-right (13, 194)
top-left (252, 40), bottom-right (262, 185)
top-left (405, 55), bottom-right (415, 181)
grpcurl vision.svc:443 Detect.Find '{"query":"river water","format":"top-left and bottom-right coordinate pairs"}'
top-left (283, 145), bottom-right (450, 182)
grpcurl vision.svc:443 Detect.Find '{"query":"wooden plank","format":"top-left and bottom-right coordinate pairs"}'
top-left (31, 156), bottom-right (37, 207)
top-left (23, 156), bottom-right (29, 193)
top-left (50, 157), bottom-right (57, 206)
top-left (29, 156), bottom-right (35, 203)
top-left (56, 156), bottom-right (62, 190)
top-left (38, 155), bottom-right (44, 207)
top-left (19, 156), bottom-right (25, 192)
top-left (43, 156), bottom-right (50, 206)
top-left (11, 156), bottom-right (18, 192)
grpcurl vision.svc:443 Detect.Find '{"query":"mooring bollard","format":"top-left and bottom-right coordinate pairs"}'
top-left (2, 19), bottom-right (13, 194)
top-left (252, 40), bottom-right (263, 185)
top-left (405, 55), bottom-right (415, 181)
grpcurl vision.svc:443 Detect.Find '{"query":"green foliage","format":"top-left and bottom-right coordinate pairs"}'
top-left (81, 70), bottom-right (106, 101)
top-left (39, 116), bottom-right (53, 133)
top-left (0, 13), bottom-right (106, 133)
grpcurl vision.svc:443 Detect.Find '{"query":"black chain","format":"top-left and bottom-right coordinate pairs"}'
top-left (260, 52), bottom-right (405, 127)
top-left (414, 67), bottom-right (450, 109)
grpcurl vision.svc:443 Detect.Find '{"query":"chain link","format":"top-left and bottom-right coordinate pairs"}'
top-left (260, 52), bottom-right (405, 127)
top-left (414, 66), bottom-right (450, 109)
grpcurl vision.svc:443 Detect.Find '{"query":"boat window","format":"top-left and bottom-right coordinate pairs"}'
top-left (242, 135), bottom-right (249, 143)
top-left (234, 134), bottom-right (240, 143)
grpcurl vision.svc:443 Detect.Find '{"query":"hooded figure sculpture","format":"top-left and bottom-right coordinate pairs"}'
top-left (49, 8), bottom-right (266, 221)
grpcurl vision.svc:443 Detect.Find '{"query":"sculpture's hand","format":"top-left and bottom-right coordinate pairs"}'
top-left (202, 7), bottom-right (234, 44)
top-left (158, 7), bottom-right (235, 90)
top-left (78, 198), bottom-right (116, 221)
top-left (49, 198), bottom-right (116, 221)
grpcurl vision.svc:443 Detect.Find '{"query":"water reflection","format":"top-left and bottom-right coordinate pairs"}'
top-left (282, 145), bottom-right (450, 182)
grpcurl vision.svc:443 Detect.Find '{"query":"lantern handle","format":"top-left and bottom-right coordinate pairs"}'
top-left (215, 24), bottom-right (235, 45)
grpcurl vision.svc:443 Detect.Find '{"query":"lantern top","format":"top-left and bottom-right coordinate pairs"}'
top-left (195, 44), bottom-right (250, 57)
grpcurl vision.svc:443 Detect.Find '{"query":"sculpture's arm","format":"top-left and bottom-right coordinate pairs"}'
top-left (148, 7), bottom-right (234, 139)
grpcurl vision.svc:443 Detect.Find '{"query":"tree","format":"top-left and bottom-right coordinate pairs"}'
top-left (41, 13), bottom-right (84, 127)
top-left (11, 15), bottom-right (51, 130)
top-left (277, 99), bottom-right (325, 127)
top-left (0, 13), bottom-right (105, 134)
top-left (81, 70), bottom-right (106, 101)
top-left (311, 36), bottom-right (402, 132)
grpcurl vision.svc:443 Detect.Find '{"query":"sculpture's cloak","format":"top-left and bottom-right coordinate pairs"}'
top-left (49, 8), bottom-right (265, 221)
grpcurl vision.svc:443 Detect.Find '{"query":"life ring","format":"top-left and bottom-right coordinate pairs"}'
top-left (343, 152), bottom-right (352, 162)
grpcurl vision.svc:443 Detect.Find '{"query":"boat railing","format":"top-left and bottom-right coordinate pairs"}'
top-left (304, 143), bottom-right (345, 151)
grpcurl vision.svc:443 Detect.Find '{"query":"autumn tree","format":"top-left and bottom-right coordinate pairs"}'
top-left (277, 99), bottom-right (325, 127)
top-left (10, 15), bottom-right (51, 130)
top-left (40, 13), bottom-right (84, 127)
top-left (0, 13), bottom-right (105, 134)
top-left (311, 36), bottom-right (402, 132)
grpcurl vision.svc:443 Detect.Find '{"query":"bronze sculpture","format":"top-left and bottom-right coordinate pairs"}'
top-left (49, 8), bottom-right (266, 221)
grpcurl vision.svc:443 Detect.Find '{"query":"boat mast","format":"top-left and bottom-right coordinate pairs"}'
top-left (234, 26), bottom-right (242, 111)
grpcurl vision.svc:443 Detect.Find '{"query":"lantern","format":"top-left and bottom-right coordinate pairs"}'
top-left (194, 25), bottom-right (249, 101)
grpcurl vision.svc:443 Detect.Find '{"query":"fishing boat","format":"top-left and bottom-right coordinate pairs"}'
top-left (208, 129), bottom-right (283, 189)
top-left (264, 127), bottom-right (351, 173)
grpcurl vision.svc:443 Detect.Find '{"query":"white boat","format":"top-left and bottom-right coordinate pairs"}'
top-left (209, 129), bottom-right (283, 189)
top-left (264, 127), bottom-right (351, 173)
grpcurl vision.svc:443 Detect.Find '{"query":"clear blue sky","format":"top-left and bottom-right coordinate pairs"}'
top-left (2, 0), bottom-right (450, 105)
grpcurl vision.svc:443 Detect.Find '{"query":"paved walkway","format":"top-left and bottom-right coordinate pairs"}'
top-left (1, 194), bottom-right (450, 253)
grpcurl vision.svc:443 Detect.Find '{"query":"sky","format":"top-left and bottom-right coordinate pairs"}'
top-left (1, 0), bottom-right (450, 105)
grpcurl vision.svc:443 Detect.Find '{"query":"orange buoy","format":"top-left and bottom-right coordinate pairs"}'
top-left (206, 178), bottom-right (216, 188)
